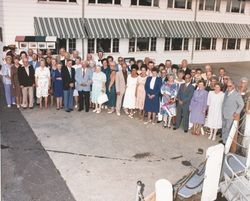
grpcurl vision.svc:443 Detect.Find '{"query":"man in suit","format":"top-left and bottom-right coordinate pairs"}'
top-left (75, 60), bottom-right (93, 112)
top-left (18, 57), bottom-right (35, 109)
top-left (174, 74), bottom-right (195, 132)
top-left (115, 62), bottom-right (127, 116)
top-left (180, 59), bottom-right (191, 78)
top-left (29, 53), bottom-right (40, 105)
top-left (61, 59), bottom-right (75, 112)
top-left (222, 80), bottom-right (244, 144)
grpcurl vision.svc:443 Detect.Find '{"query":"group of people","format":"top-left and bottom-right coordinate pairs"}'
top-left (1, 47), bottom-right (250, 146)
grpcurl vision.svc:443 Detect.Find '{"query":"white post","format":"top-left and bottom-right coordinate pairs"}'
top-left (155, 179), bottom-right (173, 201)
top-left (224, 120), bottom-right (238, 154)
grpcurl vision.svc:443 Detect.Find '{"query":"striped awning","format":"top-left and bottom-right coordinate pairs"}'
top-left (127, 19), bottom-right (167, 38)
top-left (34, 17), bottom-right (86, 39)
top-left (84, 18), bottom-right (130, 39)
top-left (223, 23), bottom-right (250, 38)
top-left (196, 22), bottom-right (227, 38)
top-left (164, 20), bottom-right (200, 38)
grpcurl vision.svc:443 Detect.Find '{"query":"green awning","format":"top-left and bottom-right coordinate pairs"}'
top-left (196, 22), bottom-right (228, 38)
top-left (223, 23), bottom-right (250, 38)
top-left (127, 19), bottom-right (167, 38)
top-left (164, 20), bottom-right (200, 38)
top-left (84, 18), bottom-right (130, 39)
top-left (34, 17), bottom-right (86, 39)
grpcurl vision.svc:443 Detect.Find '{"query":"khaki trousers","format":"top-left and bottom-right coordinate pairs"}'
top-left (22, 86), bottom-right (34, 108)
top-left (116, 92), bottom-right (125, 113)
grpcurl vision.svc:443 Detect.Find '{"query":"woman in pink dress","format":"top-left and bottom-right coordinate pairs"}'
top-left (135, 65), bottom-right (147, 119)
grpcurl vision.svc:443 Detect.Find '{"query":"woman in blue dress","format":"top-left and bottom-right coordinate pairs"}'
top-left (53, 63), bottom-right (63, 110)
top-left (161, 74), bottom-right (178, 128)
top-left (101, 59), bottom-right (111, 107)
top-left (144, 67), bottom-right (162, 125)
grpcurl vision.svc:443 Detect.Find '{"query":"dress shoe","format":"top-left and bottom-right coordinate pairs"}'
top-left (184, 130), bottom-right (188, 133)
top-left (157, 120), bottom-right (162, 123)
top-left (78, 109), bottom-right (83, 112)
top-left (173, 127), bottom-right (177, 130)
top-left (65, 109), bottom-right (71, 112)
top-left (29, 107), bottom-right (33, 109)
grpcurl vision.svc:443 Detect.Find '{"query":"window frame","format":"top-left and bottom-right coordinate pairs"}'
top-left (222, 38), bottom-right (241, 50)
top-left (87, 38), bottom-right (120, 53)
top-left (167, 0), bottom-right (192, 9)
top-left (226, 0), bottom-right (245, 14)
top-left (38, 0), bottom-right (77, 3)
top-left (68, 38), bottom-right (76, 54)
top-left (195, 38), bottom-right (217, 51)
top-left (246, 39), bottom-right (250, 50)
top-left (131, 0), bottom-right (159, 7)
top-left (199, 0), bottom-right (220, 12)
top-left (164, 37), bottom-right (189, 51)
top-left (129, 37), bottom-right (157, 52)
top-left (88, 0), bottom-right (121, 5)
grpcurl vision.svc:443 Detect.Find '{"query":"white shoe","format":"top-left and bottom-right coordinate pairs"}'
top-left (116, 112), bottom-right (121, 116)
top-left (208, 134), bottom-right (212, 140)
top-left (212, 135), bottom-right (216, 141)
top-left (7, 105), bottom-right (11, 108)
top-left (93, 109), bottom-right (97, 113)
top-left (12, 102), bottom-right (16, 105)
top-left (74, 105), bottom-right (78, 109)
top-left (17, 105), bottom-right (20, 108)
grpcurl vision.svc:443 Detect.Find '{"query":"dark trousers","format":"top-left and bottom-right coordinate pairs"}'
top-left (176, 104), bottom-right (189, 131)
top-left (78, 91), bottom-right (90, 112)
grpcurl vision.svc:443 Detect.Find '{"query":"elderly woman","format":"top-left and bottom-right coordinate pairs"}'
top-left (189, 80), bottom-right (208, 135)
top-left (2, 56), bottom-right (15, 107)
top-left (144, 67), bottom-right (162, 125)
top-left (161, 74), bottom-right (178, 128)
top-left (89, 60), bottom-right (96, 72)
top-left (52, 63), bottom-right (63, 110)
top-left (35, 59), bottom-right (51, 109)
top-left (91, 65), bottom-right (106, 113)
top-left (11, 56), bottom-right (22, 108)
top-left (107, 62), bottom-right (116, 113)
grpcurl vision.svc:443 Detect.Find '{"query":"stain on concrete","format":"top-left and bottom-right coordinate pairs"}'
top-left (170, 155), bottom-right (183, 160)
top-left (181, 160), bottom-right (192, 167)
top-left (132, 152), bottom-right (152, 159)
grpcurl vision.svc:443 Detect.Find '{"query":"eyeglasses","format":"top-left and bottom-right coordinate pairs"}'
top-left (227, 85), bottom-right (233, 87)
top-left (118, 60), bottom-right (123, 62)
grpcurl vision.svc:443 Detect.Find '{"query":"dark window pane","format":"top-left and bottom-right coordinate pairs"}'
top-left (205, 0), bottom-right (215, 11)
top-left (153, 0), bottom-right (159, 7)
top-left (114, 0), bottom-right (121, 4)
top-left (69, 0), bottom-right (77, 2)
top-left (187, 0), bottom-right (192, 9)
top-left (195, 38), bottom-right (200, 50)
top-left (246, 39), bottom-right (250, 50)
top-left (150, 37), bottom-right (157, 51)
top-left (98, 0), bottom-right (112, 3)
top-left (48, 0), bottom-right (67, 1)
top-left (175, 0), bottom-right (186, 8)
top-left (227, 38), bottom-right (236, 49)
top-left (137, 38), bottom-right (149, 51)
top-left (212, 38), bottom-right (216, 50)
top-left (236, 39), bottom-right (241, 50)
top-left (89, 0), bottom-right (95, 3)
top-left (57, 38), bottom-right (67, 54)
top-left (216, 0), bottom-right (221, 11)
top-left (171, 38), bottom-right (183, 50)
top-left (231, 0), bottom-right (240, 12)
top-left (88, 39), bottom-right (95, 53)
top-left (112, 39), bottom-right (119, 52)
top-left (129, 38), bottom-right (135, 52)
top-left (164, 38), bottom-right (170, 51)
top-left (68, 38), bottom-right (76, 54)
top-left (97, 39), bottom-right (111, 52)
top-left (183, 38), bottom-right (189, 50)
top-left (222, 38), bottom-right (227, 50)
top-left (167, 0), bottom-right (173, 8)
top-left (201, 38), bottom-right (211, 50)
top-left (139, 0), bottom-right (152, 6)
top-left (131, 0), bottom-right (137, 5)
top-left (241, 1), bottom-right (245, 13)
top-left (199, 0), bottom-right (204, 10)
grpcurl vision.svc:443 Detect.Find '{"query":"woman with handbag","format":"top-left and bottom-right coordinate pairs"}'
top-left (92, 65), bottom-right (107, 113)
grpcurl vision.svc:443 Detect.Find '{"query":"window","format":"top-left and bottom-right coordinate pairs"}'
top-left (68, 39), bottom-right (76, 54)
top-left (164, 38), bottom-right (171, 51)
top-left (38, 0), bottom-right (77, 2)
top-left (246, 39), bottom-right (250, 50)
top-left (226, 0), bottom-right (245, 13)
top-left (56, 38), bottom-right (67, 54)
top-left (131, 0), bottom-right (159, 7)
top-left (222, 38), bottom-right (241, 50)
top-left (87, 39), bottom-right (119, 53)
top-left (199, 0), bottom-right (220, 11)
top-left (89, 0), bottom-right (121, 4)
top-left (0, 27), bottom-right (2, 42)
top-left (129, 38), bottom-right (156, 52)
top-left (183, 38), bottom-right (189, 50)
top-left (171, 38), bottom-right (183, 50)
top-left (195, 38), bottom-right (217, 50)
top-left (88, 39), bottom-right (95, 53)
top-left (150, 37), bottom-right (157, 51)
top-left (168, 0), bottom-right (192, 9)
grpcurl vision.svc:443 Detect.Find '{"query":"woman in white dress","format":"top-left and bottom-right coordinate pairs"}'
top-left (35, 59), bottom-right (51, 109)
top-left (123, 66), bottom-right (138, 118)
top-left (91, 65), bottom-right (106, 113)
top-left (206, 83), bottom-right (225, 141)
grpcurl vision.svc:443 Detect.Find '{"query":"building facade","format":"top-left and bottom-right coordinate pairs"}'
top-left (1, 0), bottom-right (250, 64)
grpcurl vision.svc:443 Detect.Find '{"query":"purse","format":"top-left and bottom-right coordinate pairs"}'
top-left (97, 92), bottom-right (108, 105)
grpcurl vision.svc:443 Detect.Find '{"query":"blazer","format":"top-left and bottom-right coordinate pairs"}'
top-left (75, 67), bottom-right (93, 92)
top-left (145, 76), bottom-right (162, 96)
top-left (61, 66), bottom-right (75, 90)
top-left (18, 65), bottom-right (35, 87)
top-left (177, 83), bottom-right (195, 106)
top-left (115, 70), bottom-right (127, 94)
top-left (28, 60), bottom-right (40, 70)
top-left (222, 90), bottom-right (244, 119)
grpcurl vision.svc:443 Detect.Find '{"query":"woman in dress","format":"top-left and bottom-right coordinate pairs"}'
top-left (72, 57), bottom-right (81, 109)
top-left (206, 83), bottom-right (225, 140)
top-left (144, 67), bottom-right (162, 125)
top-left (123, 65), bottom-right (138, 118)
top-left (161, 74), bottom-right (178, 128)
top-left (2, 56), bottom-right (15, 107)
top-left (35, 59), bottom-right (51, 109)
top-left (135, 65), bottom-right (147, 120)
top-left (107, 62), bottom-right (116, 113)
top-left (101, 59), bottom-right (111, 108)
top-left (92, 65), bottom-right (107, 113)
top-left (189, 80), bottom-right (208, 135)
top-left (53, 63), bottom-right (63, 110)
top-left (49, 58), bottom-right (57, 107)
top-left (11, 56), bottom-right (22, 108)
